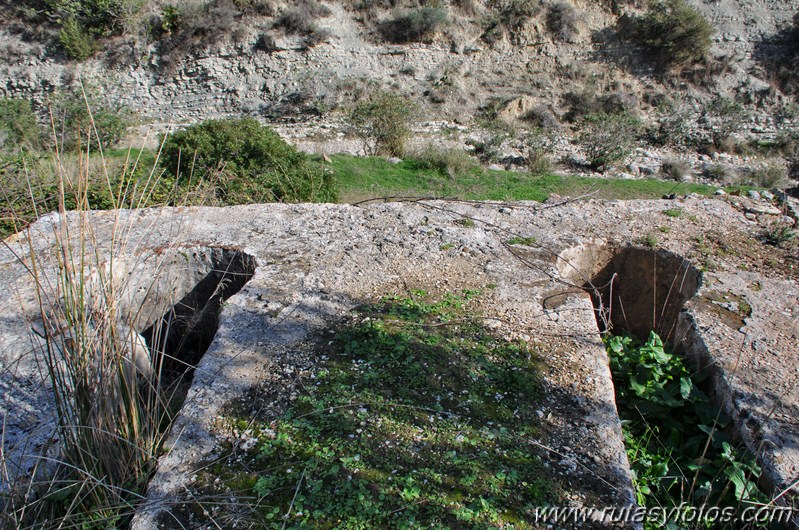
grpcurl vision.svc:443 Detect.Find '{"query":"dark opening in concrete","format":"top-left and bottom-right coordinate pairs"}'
top-left (140, 248), bottom-right (256, 400)
top-left (583, 246), bottom-right (702, 343)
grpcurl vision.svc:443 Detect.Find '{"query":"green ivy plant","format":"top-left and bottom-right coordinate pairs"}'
top-left (606, 332), bottom-right (769, 528)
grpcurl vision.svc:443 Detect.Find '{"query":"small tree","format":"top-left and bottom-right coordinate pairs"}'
top-left (579, 112), bottom-right (642, 171)
top-left (707, 96), bottom-right (747, 150)
top-left (631, 0), bottom-right (714, 69)
top-left (348, 92), bottom-right (418, 157)
top-left (48, 86), bottom-right (132, 152)
top-left (0, 98), bottom-right (43, 154)
top-left (378, 6), bottom-right (448, 44)
top-left (161, 118), bottom-right (337, 203)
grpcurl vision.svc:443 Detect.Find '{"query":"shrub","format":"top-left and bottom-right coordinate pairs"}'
top-left (301, 28), bottom-right (332, 49)
top-left (44, 0), bottom-right (144, 59)
top-left (348, 91), bottom-right (418, 157)
top-left (274, 1), bottom-right (331, 35)
top-left (155, 0), bottom-right (249, 70)
top-left (499, 0), bottom-right (541, 31)
top-left (58, 16), bottom-right (97, 60)
top-left (452, 0), bottom-right (478, 14)
top-left (563, 85), bottom-right (597, 121)
top-left (660, 158), bottom-right (691, 181)
top-left (522, 104), bottom-right (560, 131)
top-left (707, 96), bottom-right (747, 150)
top-left (274, 11), bottom-right (315, 34)
top-left (579, 112), bottom-right (642, 171)
top-left (748, 162), bottom-right (788, 188)
top-left (546, 1), bottom-right (579, 42)
top-left (410, 144), bottom-right (478, 177)
top-left (702, 163), bottom-right (730, 182)
top-left (481, 0), bottom-right (541, 43)
top-left (241, 0), bottom-right (276, 16)
top-left (598, 91), bottom-right (639, 115)
top-left (378, 6), bottom-right (448, 43)
top-left (628, 0), bottom-right (713, 69)
top-left (522, 127), bottom-right (555, 175)
top-left (762, 222), bottom-right (796, 247)
top-left (466, 133), bottom-right (508, 164)
top-left (757, 13), bottom-right (799, 95)
top-left (161, 118), bottom-right (337, 203)
top-left (649, 101), bottom-right (694, 147)
top-left (0, 98), bottom-right (43, 154)
top-left (49, 87), bottom-right (132, 152)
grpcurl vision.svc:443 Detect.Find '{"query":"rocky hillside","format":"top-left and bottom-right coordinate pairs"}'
top-left (2, 0), bottom-right (799, 180)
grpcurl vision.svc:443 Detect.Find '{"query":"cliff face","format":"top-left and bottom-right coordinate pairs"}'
top-left (0, 0), bottom-right (795, 129)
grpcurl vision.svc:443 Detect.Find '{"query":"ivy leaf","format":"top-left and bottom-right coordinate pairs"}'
top-left (724, 465), bottom-right (749, 500)
top-left (679, 377), bottom-right (693, 399)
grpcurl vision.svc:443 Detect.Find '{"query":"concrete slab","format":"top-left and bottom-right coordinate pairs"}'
top-left (0, 197), bottom-right (796, 527)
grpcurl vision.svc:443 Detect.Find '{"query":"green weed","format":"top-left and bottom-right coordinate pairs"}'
top-left (506, 236), bottom-right (537, 246)
top-left (212, 290), bottom-right (555, 527)
top-left (663, 208), bottom-right (684, 218)
top-left (640, 233), bottom-right (659, 248)
top-left (328, 154), bottom-right (736, 204)
top-left (606, 333), bottom-right (768, 528)
top-left (761, 223), bottom-right (796, 247)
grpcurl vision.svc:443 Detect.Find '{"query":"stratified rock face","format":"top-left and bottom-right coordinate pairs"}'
top-left (0, 0), bottom-right (795, 126)
top-left (1, 197), bottom-right (797, 525)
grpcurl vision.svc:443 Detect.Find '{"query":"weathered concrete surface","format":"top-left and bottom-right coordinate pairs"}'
top-left (1, 196), bottom-right (797, 526)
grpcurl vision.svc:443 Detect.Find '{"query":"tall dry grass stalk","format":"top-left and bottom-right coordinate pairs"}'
top-left (1, 92), bottom-right (185, 528)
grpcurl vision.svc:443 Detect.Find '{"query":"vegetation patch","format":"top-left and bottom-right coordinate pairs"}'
top-left (161, 118), bottom-right (337, 203)
top-left (578, 112), bottom-right (643, 171)
top-left (197, 290), bottom-right (557, 527)
top-left (606, 332), bottom-right (768, 528)
top-left (378, 6), bottom-right (448, 44)
top-left (623, 0), bottom-right (714, 70)
top-left (348, 92), bottom-right (418, 157)
top-left (329, 154), bottom-right (750, 204)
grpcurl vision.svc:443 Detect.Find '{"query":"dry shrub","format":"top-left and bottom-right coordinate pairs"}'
top-left (523, 104), bottom-right (561, 131)
top-left (747, 162), bottom-right (789, 189)
top-left (155, 0), bottom-right (259, 71)
top-left (410, 144), bottom-right (478, 177)
top-left (660, 158), bottom-right (691, 181)
top-left (546, 1), bottom-right (579, 42)
top-left (378, 6), bottom-right (449, 43)
top-left (274, 0), bottom-right (331, 35)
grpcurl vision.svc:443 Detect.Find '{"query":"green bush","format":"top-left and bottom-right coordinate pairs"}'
top-left (348, 92), bottom-right (418, 157)
top-left (0, 98), bottom-right (43, 154)
top-left (45, 0), bottom-right (144, 59)
top-left (410, 144), bottom-right (478, 177)
top-left (161, 118), bottom-right (337, 203)
top-left (607, 332), bottom-right (768, 518)
top-left (629, 0), bottom-right (714, 69)
top-left (378, 6), bottom-right (448, 43)
top-left (49, 87), bottom-right (132, 151)
top-left (707, 96), bottom-right (747, 150)
top-left (579, 112), bottom-right (642, 171)
top-left (58, 17), bottom-right (97, 60)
